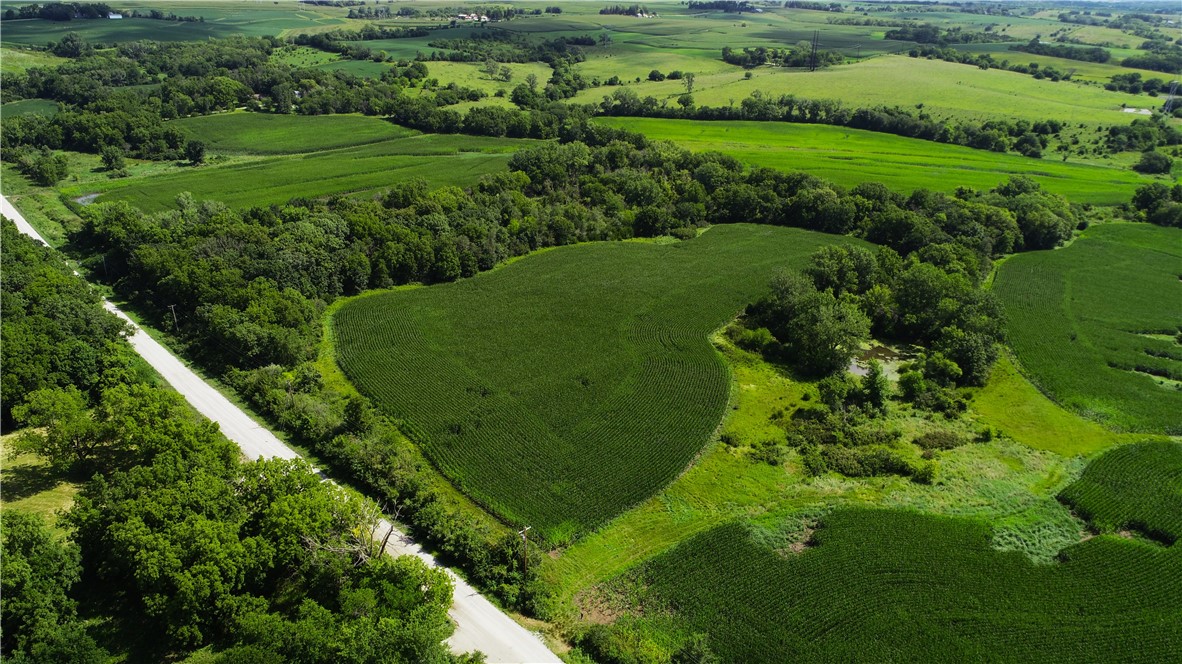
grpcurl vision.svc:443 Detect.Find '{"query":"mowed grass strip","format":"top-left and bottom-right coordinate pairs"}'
top-left (1058, 441), bottom-right (1182, 544)
top-left (622, 509), bottom-right (1182, 663)
top-left (96, 131), bottom-right (532, 211)
top-left (994, 223), bottom-right (1182, 435)
top-left (334, 225), bottom-right (867, 538)
top-left (969, 355), bottom-right (1126, 456)
top-left (596, 117), bottom-right (1151, 205)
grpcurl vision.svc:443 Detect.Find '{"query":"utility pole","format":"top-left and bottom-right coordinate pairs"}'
top-left (809, 30), bottom-right (819, 72)
top-left (517, 525), bottom-right (531, 578)
top-left (169, 303), bottom-right (179, 330)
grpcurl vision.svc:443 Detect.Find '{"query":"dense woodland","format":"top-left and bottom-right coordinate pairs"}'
top-left (0, 223), bottom-right (475, 664)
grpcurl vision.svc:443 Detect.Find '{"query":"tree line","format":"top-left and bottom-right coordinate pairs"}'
top-left (884, 24), bottom-right (1006, 45)
top-left (1010, 38), bottom-right (1111, 63)
top-left (0, 220), bottom-right (476, 664)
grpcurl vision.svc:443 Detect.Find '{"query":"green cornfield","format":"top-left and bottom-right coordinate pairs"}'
top-left (993, 223), bottom-right (1182, 434)
top-left (1059, 440), bottom-right (1182, 544)
top-left (631, 509), bottom-right (1182, 662)
top-left (333, 225), bottom-right (866, 538)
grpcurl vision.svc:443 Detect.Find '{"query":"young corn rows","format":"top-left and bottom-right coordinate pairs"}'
top-left (1059, 440), bottom-right (1182, 544)
top-left (637, 508), bottom-right (1182, 662)
top-left (335, 224), bottom-right (864, 537)
top-left (994, 223), bottom-right (1182, 435)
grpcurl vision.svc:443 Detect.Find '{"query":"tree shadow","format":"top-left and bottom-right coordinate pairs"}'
top-left (1, 462), bottom-right (66, 501)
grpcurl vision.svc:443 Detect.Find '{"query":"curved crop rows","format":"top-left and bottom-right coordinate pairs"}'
top-left (1059, 440), bottom-right (1182, 544)
top-left (335, 225), bottom-right (865, 537)
top-left (993, 223), bottom-right (1182, 434)
top-left (634, 509), bottom-right (1182, 662)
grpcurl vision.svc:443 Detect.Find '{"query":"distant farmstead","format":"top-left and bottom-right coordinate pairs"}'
top-left (108, 12), bottom-right (123, 19)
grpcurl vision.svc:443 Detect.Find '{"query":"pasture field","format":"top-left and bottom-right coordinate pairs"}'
top-left (92, 130), bottom-right (530, 211)
top-left (994, 223), bottom-right (1182, 435)
top-left (595, 117), bottom-right (1152, 205)
top-left (171, 112), bottom-right (414, 154)
top-left (572, 55), bottom-right (1149, 128)
top-left (592, 509), bottom-right (1181, 663)
top-left (333, 225), bottom-right (867, 539)
top-left (1058, 441), bottom-right (1182, 544)
top-left (0, 46), bottom-right (67, 74)
top-left (956, 43), bottom-right (1168, 85)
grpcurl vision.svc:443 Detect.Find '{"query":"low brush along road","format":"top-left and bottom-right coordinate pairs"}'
top-left (1, 194), bottom-right (560, 664)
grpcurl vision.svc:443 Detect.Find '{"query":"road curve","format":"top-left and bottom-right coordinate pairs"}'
top-left (1, 194), bottom-right (560, 664)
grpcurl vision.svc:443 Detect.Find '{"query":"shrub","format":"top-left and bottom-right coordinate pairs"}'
top-left (913, 430), bottom-right (964, 451)
top-left (1134, 150), bottom-right (1173, 174)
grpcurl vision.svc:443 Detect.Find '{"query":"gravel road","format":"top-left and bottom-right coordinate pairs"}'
top-left (2, 194), bottom-right (560, 663)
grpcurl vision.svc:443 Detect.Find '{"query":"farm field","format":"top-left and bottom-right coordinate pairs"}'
top-left (91, 128), bottom-right (530, 212)
top-left (539, 331), bottom-right (1096, 603)
top-left (594, 117), bottom-right (1153, 205)
top-left (994, 223), bottom-right (1182, 435)
top-left (1058, 440), bottom-right (1182, 544)
top-left (171, 112), bottom-right (416, 154)
top-left (5, 0), bottom-right (1182, 660)
top-left (588, 508), bottom-right (1182, 663)
top-left (333, 224), bottom-right (867, 539)
top-left (0, 2), bottom-right (351, 45)
top-left (0, 99), bottom-right (59, 118)
top-left (573, 55), bottom-right (1150, 127)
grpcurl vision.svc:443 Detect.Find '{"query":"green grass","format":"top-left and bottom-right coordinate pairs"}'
top-left (92, 130), bottom-right (531, 212)
top-left (0, 434), bottom-right (78, 536)
top-left (957, 43), bottom-right (1168, 85)
top-left (994, 223), bottom-right (1182, 435)
top-left (1059, 441), bottom-right (1182, 544)
top-left (1, 98), bottom-right (59, 118)
top-left (0, 46), bottom-right (67, 74)
top-left (333, 225), bottom-right (868, 539)
top-left (172, 112), bottom-right (415, 154)
top-left (969, 354), bottom-right (1131, 457)
top-left (596, 117), bottom-right (1152, 205)
top-left (596, 509), bottom-right (1181, 663)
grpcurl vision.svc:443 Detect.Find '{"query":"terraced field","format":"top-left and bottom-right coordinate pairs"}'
top-left (602, 508), bottom-right (1182, 663)
top-left (334, 225), bottom-right (867, 538)
top-left (994, 223), bottom-right (1182, 434)
top-left (595, 118), bottom-right (1153, 205)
